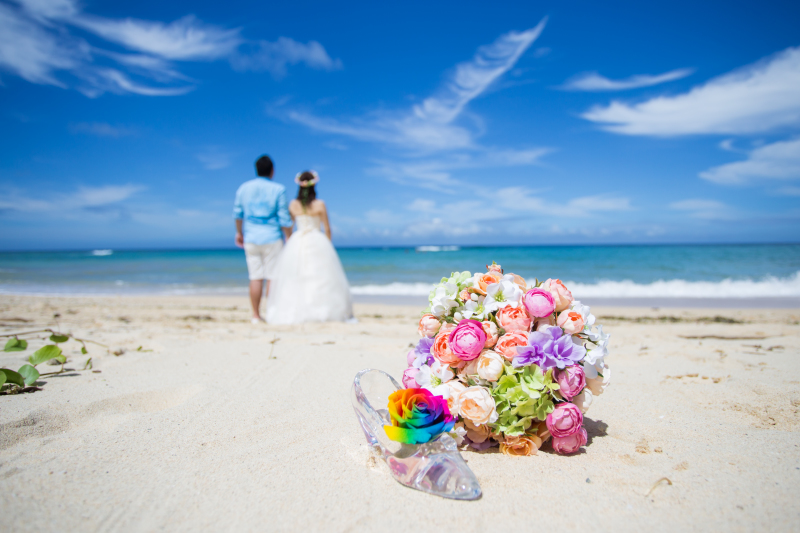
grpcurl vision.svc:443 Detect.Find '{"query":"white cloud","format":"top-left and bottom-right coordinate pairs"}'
top-left (562, 68), bottom-right (693, 91)
top-left (72, 185), bottom-right (143, 207)
top-left (669, 198), bottom-right (732, 219)
top-left (775, 186), bottom-right (800, 196)
top-left (230, 37), bottom-right (342, 78)
top-left (0, 183), bottom-right (143, 215)
top-left (700, 138), bottom-right (800, 185)
top-left (581, 46), bottom-right (800, 135)
top-left (287, 19), bottom-right (547, 152)
top-left (567, 195), bottom-right (632, 211)
top-left (72, 15), bottom-right (242, 61)
top-left (0, 3), bottom-right (81, 86)
top-left (69, 122), bottom-right (136, 137)
top-left (196, 148), bottom-right (232, 170)
top-left (0, 1), bottom-right (338, 96)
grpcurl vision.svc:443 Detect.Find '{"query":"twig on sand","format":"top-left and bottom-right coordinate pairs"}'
top-left (645, 477), bottom-right (672, 497)
top-left (679, 335), bottom-right (775, 340)
top-left (269, 336), bottom-right (280, 359)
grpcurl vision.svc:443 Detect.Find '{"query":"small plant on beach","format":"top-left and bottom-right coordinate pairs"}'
top-left (1, 328), bottom-right (108, 395)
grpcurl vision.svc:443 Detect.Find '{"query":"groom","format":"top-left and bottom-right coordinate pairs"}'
top-left (233, 155), bottom-right (293, 323)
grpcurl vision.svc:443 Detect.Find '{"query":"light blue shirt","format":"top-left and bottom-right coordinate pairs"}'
top-left (233, 178), bottom-right (292, 245)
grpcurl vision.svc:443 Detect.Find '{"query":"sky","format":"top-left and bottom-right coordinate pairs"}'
top-left (0, 0), bottom-right (799, 250)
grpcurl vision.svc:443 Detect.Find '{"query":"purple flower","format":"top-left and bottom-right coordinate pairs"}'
top-left (513, 326), bottom-right (586, 370)
top-left (410, 337), bottom-right (435, 368)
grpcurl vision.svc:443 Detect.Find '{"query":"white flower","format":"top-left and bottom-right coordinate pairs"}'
top-left (457, 358), bottom-right (479, 381)
top-left (571, 300), bottom-right (596, 331)
top-left (430, 282), bottom-right (459, 318)
top-left (483, 275), bottom-right (523, 312)
top-left (586, 364), bottom-right (611, 395)
top-left (461, 297), bottom-right (488, 320)
top-left (415, 361), bottom-right (455, 397)
top-left (450, 422), bottom-right (467, 446)
top-left (583, 325), bottom-right (610, 377)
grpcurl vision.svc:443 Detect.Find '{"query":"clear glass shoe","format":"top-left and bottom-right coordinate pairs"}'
top-left (351, 368), bottom-right (482, 500)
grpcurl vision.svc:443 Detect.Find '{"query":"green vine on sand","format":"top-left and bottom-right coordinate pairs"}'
top-left (0, 329), bottom-right (111, 395)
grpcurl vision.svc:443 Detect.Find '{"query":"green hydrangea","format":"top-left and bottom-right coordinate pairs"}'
top-left (490, 364), bottom-right (558, 436)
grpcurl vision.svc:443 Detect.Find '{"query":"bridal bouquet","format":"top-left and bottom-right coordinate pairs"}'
top-left (394, 263), bottom-right (610, 456)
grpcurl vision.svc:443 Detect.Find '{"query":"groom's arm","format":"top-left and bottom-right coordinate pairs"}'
top-left (277, 189), bottom-right (293, 241)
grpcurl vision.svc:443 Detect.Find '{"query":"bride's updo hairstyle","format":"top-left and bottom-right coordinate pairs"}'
top-left (295, 170), bottom-right (319, 207)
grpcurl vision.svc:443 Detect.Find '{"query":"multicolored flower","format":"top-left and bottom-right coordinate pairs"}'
top-left (384, 388), bottom-right (455, 445)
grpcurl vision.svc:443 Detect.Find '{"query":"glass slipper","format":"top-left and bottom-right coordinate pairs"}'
top-left (351, 368), bottom-right (481, 500)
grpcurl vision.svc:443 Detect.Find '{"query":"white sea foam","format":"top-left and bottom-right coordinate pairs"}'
top-left (415, 246), bottom-right (460, 252)
top-left (350, 272), bottom-right (800, 298)
top-left (91, 249), bottom-right (113, 256)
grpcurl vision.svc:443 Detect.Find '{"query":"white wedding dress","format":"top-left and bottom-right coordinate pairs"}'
top-left (266, 214), bottom-right (353, 324)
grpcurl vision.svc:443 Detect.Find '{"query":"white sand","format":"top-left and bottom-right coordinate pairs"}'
top-left (1, 295), bottom-right (799, 531)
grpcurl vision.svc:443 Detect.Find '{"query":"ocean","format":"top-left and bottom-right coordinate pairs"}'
top-left (1, 244), bottom-right (799, 305)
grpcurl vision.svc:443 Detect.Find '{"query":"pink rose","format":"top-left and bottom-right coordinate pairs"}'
top-left (557, 310), bottom-right (585, 335)
top-left (523, 288), bottom-right (556, 318)
top-left (449, 319), bottom-right (487, 361)
top-left (481, 321), bottom-right (499, 348)
top-left (495, 331), bottom-right (529, 361)
top-left (552, 427), bottom-right (587, 455)
top-left (402, 367), bottom-right (420, 388)
top-left (406, 349), bottom-right (416, 366)
top-left (546, 402), bottom-right (583, 438)
top-left (418, 314), bottom-right (442, 337)
top-left (496, 306), bottom-right (532, 333)
top-left (554, 365), bottom-right (586, 400)
top-left (542, 279), bottom-right (574, 313)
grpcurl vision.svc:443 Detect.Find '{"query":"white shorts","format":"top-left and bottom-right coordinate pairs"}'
top-left (244, 241), bottom-right (283, 280)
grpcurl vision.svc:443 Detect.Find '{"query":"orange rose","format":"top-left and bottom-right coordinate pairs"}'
top-left (496, 306), bottom-right (532, 333)
top-left (495, 331), bottom-right (529, 361)
top-left (472, 272), bottom-right (502, 296)
top-left (500, 435), bottom-right (541, 456)
top-left (432, 330), bottom-right (461, 366)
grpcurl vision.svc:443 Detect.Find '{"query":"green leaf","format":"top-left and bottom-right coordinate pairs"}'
top-left (83, 358), bottom-right (92, 370)
top-left (28, 345), bottom-right (63, 366)
top-left (0, 370), bottom-right (5, 386)
top-left (81, 346), bottom-right (88, 354)
top-left (49, 334), bottom-right (69, 343)
top-left (4, 338), bottom-right (28, 352)
top-left (17, 364), bottom-right (39, 386)
top-left (1, 368), bottom-right (25, 387)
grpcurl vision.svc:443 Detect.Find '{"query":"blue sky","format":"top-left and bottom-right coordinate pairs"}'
top-left (1, 0), bottom-right (799, 250)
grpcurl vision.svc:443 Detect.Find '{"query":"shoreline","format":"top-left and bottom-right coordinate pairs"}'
top-left (1, 291), bottom-right (799, 309)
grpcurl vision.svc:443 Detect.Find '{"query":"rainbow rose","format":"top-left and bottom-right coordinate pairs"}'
top-left (384, 388), bottom-right (455, 445)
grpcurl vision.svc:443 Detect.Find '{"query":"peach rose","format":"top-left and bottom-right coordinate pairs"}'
top-left (586, 364), bottom-right (611, 396)
top-left (455, 386), bottom-right (498, 425)
top-left (507, 273), bottom-right (527, 291)
top-left (432, 330), bottom-right (461, 366)
top-left (463, 419), bottom-right (492, 444)
top-left (495, 331), bottom-right (529, 361)
top-left (573, 389), bottom-right (594, 414)
top-left (500, 435), bottom-right (541, 456)
top-left (487, 263), bottom-right (503, 274)
top-left (439, 322), bottom-right (457, 335)
top-left (482, 321), bottom-right (499, 347)
top-left (472, 272), bottom-right (503, 296)
top-left (542, 278), bottom-right (574, 312)
top-left (557, 310), bottom-right (585, 335)
top-left (534, 315), bottom-right (556, 331)
top-left (417, 314), bottom-right (442, 337)
top-left (458, 358), bottom-right (479, 379)
top-left (497, 306), bottom-right (532, 333)
top-left (444, 380), bottom-right (466, 414)
top-left (476, 349), bottom-right (504, 382)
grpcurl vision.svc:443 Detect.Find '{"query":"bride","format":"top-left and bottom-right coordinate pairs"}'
top-left (266, 171), bottom-right (354, 324)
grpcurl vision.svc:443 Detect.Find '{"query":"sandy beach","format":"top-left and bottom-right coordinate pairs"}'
top-left (1, 294), bottom-right (799, 531)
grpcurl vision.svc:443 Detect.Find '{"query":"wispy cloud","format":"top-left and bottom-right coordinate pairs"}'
top-left (581, 46), bottom-right (800, 135)
top-left (0, 0), bottom-right (340, 96)
top-left (286, 19), bottom-right (547, 152)
top-left (196, 147), bottom-right (232, 170)
top-left (230, 37), bottom-right (342, 78)
top-left (561, 68), bottom-right (693, 91)
top-left (669, 198), bottom-right (732, 219)
top-left (0, 183), bottom-right (144, 216)
top-left (700, 138), bottom-right (800, 185)
top-left (69, 122), bottom-right (136, 137)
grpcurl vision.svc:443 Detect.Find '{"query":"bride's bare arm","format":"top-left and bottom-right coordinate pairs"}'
top-left (319, 201), bottom-right (332, 240)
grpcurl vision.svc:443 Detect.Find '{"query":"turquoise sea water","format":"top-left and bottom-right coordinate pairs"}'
top-left (0, 244), bottom-right (799, 298)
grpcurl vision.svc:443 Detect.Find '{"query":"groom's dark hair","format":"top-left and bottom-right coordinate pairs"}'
top-left (255, 155), bottom-right (274, 177)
